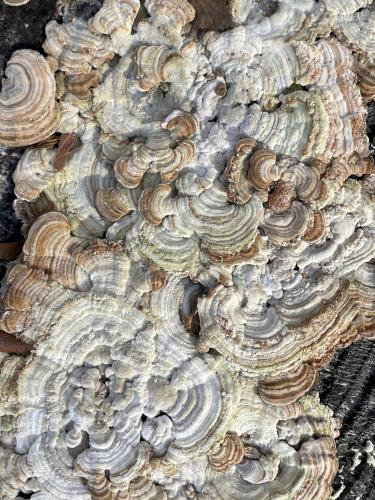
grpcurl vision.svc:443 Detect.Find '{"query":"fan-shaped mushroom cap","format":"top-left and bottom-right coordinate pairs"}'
top-left (0, 50), bottom-right (59, 147)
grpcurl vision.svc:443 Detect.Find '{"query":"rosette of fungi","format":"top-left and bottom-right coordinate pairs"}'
top-left (193, 128), bottom-right (375, 399)
top-left (197, 167), bottom-right (375, 387)
top-left (0, 212), bottom-right (234, 498)
top-left (0, 212), bottom-right (340, 499)
top-left (0, 50), bottom-right (59, 147)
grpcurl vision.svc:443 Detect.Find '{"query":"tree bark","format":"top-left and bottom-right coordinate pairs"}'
top-left (317, 339), bottom-right (375, 499)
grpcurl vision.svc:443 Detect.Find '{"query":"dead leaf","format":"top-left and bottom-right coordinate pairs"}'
top-left (54, 133), bottom-right (82, 171)
top-left (189, 0), bottom-right (235, 32)
top-left (0, 331), bottom-right (32, 354)
top-left (36, 133), bottom-right (60, 149)
top-left (0, 242), bottom-right (23, 261)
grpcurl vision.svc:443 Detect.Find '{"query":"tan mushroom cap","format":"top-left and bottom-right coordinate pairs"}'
top-left (0, 49), bottom-right (59, 147)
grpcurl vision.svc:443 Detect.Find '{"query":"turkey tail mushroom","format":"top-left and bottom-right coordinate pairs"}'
top-left (0, 50), bottom-right (59, 147)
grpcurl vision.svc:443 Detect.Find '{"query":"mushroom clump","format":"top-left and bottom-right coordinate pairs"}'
top-left (1, 0), bottom-right (375, 498)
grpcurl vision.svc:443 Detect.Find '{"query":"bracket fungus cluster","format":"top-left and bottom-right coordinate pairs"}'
top-left (1, 0), bottom-right (375, 498)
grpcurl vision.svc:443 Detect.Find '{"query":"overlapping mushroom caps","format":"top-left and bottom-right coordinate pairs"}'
top-left (5, 0), bottom-right (375, 497)
top-left (0, 213), bottom-right (340, 498)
